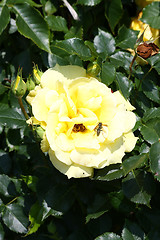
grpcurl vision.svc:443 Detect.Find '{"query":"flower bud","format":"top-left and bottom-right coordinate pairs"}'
top-left (87, 62), bottom-right (101, 77)
top-left (11, 68), bottom-right (27, 97)
top-left (33, 64), bottom-right (43, 84)
top-left (136, 42), bottom-right (159, 59)
top-left (35, 126), bottom-right (45, 139)
top-left (26, 75), bottom-right (35, 91)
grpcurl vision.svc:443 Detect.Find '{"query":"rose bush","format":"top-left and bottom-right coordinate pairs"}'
top-left (26, 64), bottom-right (137, 179)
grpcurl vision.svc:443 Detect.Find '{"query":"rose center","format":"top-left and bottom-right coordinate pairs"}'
top-left (72, 124), bottom-right (86, 133)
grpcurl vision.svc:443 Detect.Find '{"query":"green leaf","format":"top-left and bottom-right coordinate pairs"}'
top-left (77, 0), bottom-right (103, 6)
top-left (141, 2), bottom-right (160, 29)
top-left (28, 198), bottom-right (62, 235)
top-left (6, 0), bottom-right (41, 7)
top-left (0, 5), bottom-right (10, 35)
top-left (95, 232), bottom-right (122, 240)
top-left (142, 79), bottom-right (160, 104)
top-left (140, 119), bottom-right (160, 144)
top-left (41, 200), bottom-right (63, 220)
top-left (94, 164), bottom-right (124, 181)
top-left (0, 222), bottom-right (4, 240)
top-left (108, 191), bottom-right (134, 214)
top-left (44, 185), bottom-right (75, 213)
top-left (13, 3), bottom-right (50, 52)
top-left (54, 38), bottom-right (92, 60)
top-left (2, 203), bottom-right (29, 234)
top-left (135, 91), bottom-right (152, 113)
top-left (86, 194), bottom-right (109, 223)
top-left (68, 55), bottom-right (83, 66)
top-left (44, 1), bottom-right (57, 15)
top-left (149, 141), bottom-right (160, 182)
top-left (0, 83), bottom-right (7, 95)
top-left (27, 201), bottom-right (44, 235)
top-left (0, 150), bottom-right (11, 174)
top-left (105, 0), bottom-right (123, 33)
top-left (147, 54), bottom-right (160, 75)
top-left (116, 25), bottom-right (139, 49)
top-left (65, 25), bottom-right (83, 39)
top-left (122, 170), bottom-right (155, 206)
top-left (86, 211), bottom-right (107, 224)
top-left (110, 51), bottom-right (133, 72)
top-left (101, 61), bottom-right (116, 86)
top-left (47, 52), bottom-right (69, 67)
top-left (45, 15), bottom-right (68, 32)
top-left (37, 179), bottom-right (75, 214)
top-left (122, 154), bottom-right (148, 176)
top-left (0, 174), bottom-right (17, 197)
top-left (21, 175), bottom-right (38, 192)
top-left (116, 72), bottom-right (133, 99)
top-left (143, 107), bottom-right (160, 122)
top-left (94, 29), bottom-right (116, 59)
top-left (7, 128), bottom-right (21, 146)
top-left (85, 40), bottom-right (98, 57)
top-left (0, 107), bottom-right (26, 129)
top-left (122, 220), bottom-right (146, 240)
top-left (139, 142), bottom-right (150, 154)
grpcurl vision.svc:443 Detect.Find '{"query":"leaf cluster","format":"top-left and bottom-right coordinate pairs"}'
top-left (0, 0), bottom-right (160, 239)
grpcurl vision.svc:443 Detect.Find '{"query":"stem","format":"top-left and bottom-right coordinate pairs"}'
top-left (129, 54), bottom-right (137, 79)
top-left (18, 97), bottom-right (29, 120)
top-left (6, 197), bottom-right (18, 206)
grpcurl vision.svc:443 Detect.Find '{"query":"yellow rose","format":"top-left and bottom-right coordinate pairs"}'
top-left (130, 12), bottom-right (159, 45)
top-left (26, 64), bottom-right (138, 179)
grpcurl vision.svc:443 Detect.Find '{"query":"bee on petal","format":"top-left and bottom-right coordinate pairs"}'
top-left (94, 122), bottom-right (108, 137)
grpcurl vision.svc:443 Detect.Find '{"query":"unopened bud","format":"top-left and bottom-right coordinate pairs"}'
top-left (26, 75), bottom-right (35, 91)
top-left (33, 64), bottom-right (43, 84)
top-left (87, 62), bottom-right (101, 77)
top-left (12, 68), bottom-right (27, 97)
top-left (35, 126), bottom-right (45, 139)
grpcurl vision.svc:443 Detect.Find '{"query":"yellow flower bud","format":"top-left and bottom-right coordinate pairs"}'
top-left (33, 64), bottom-right (43, 84)
top-left (12, 69), bottom-right (27, 97)
top-left (87, 62), bottom-right (101, 77)
top-left (26, 76), bottom-right (35, 91)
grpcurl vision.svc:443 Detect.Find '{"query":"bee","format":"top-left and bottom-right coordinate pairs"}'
top-left (94, 122), bottom-right (108, 136)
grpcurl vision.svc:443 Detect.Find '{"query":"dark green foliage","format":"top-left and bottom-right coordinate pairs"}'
top-left (0, 0), bottom-right (160, 239)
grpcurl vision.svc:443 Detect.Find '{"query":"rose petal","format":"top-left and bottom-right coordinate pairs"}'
top-left (32, 88), bottom-right (50, 122)
top-left (73, 132), bottom-right (100, 149)
top-left (123, 131), bottom-right (138, 152)
top-left (70, 147), bottom-right (111, 168)
top-left (56, 133), bottom-right (74, 152)
top-left (41, 69), bottom-right (67, 90)
top-left (49, 149), bottom-right (93, 178)
top-left (45, 90), bottom-right (59, 108)
top-left (53, 64), bottom-right (86, 80)
top-left (107, 106), bottom-right (136, 141)
top-left (113, 91), bottom-right (135, 111)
